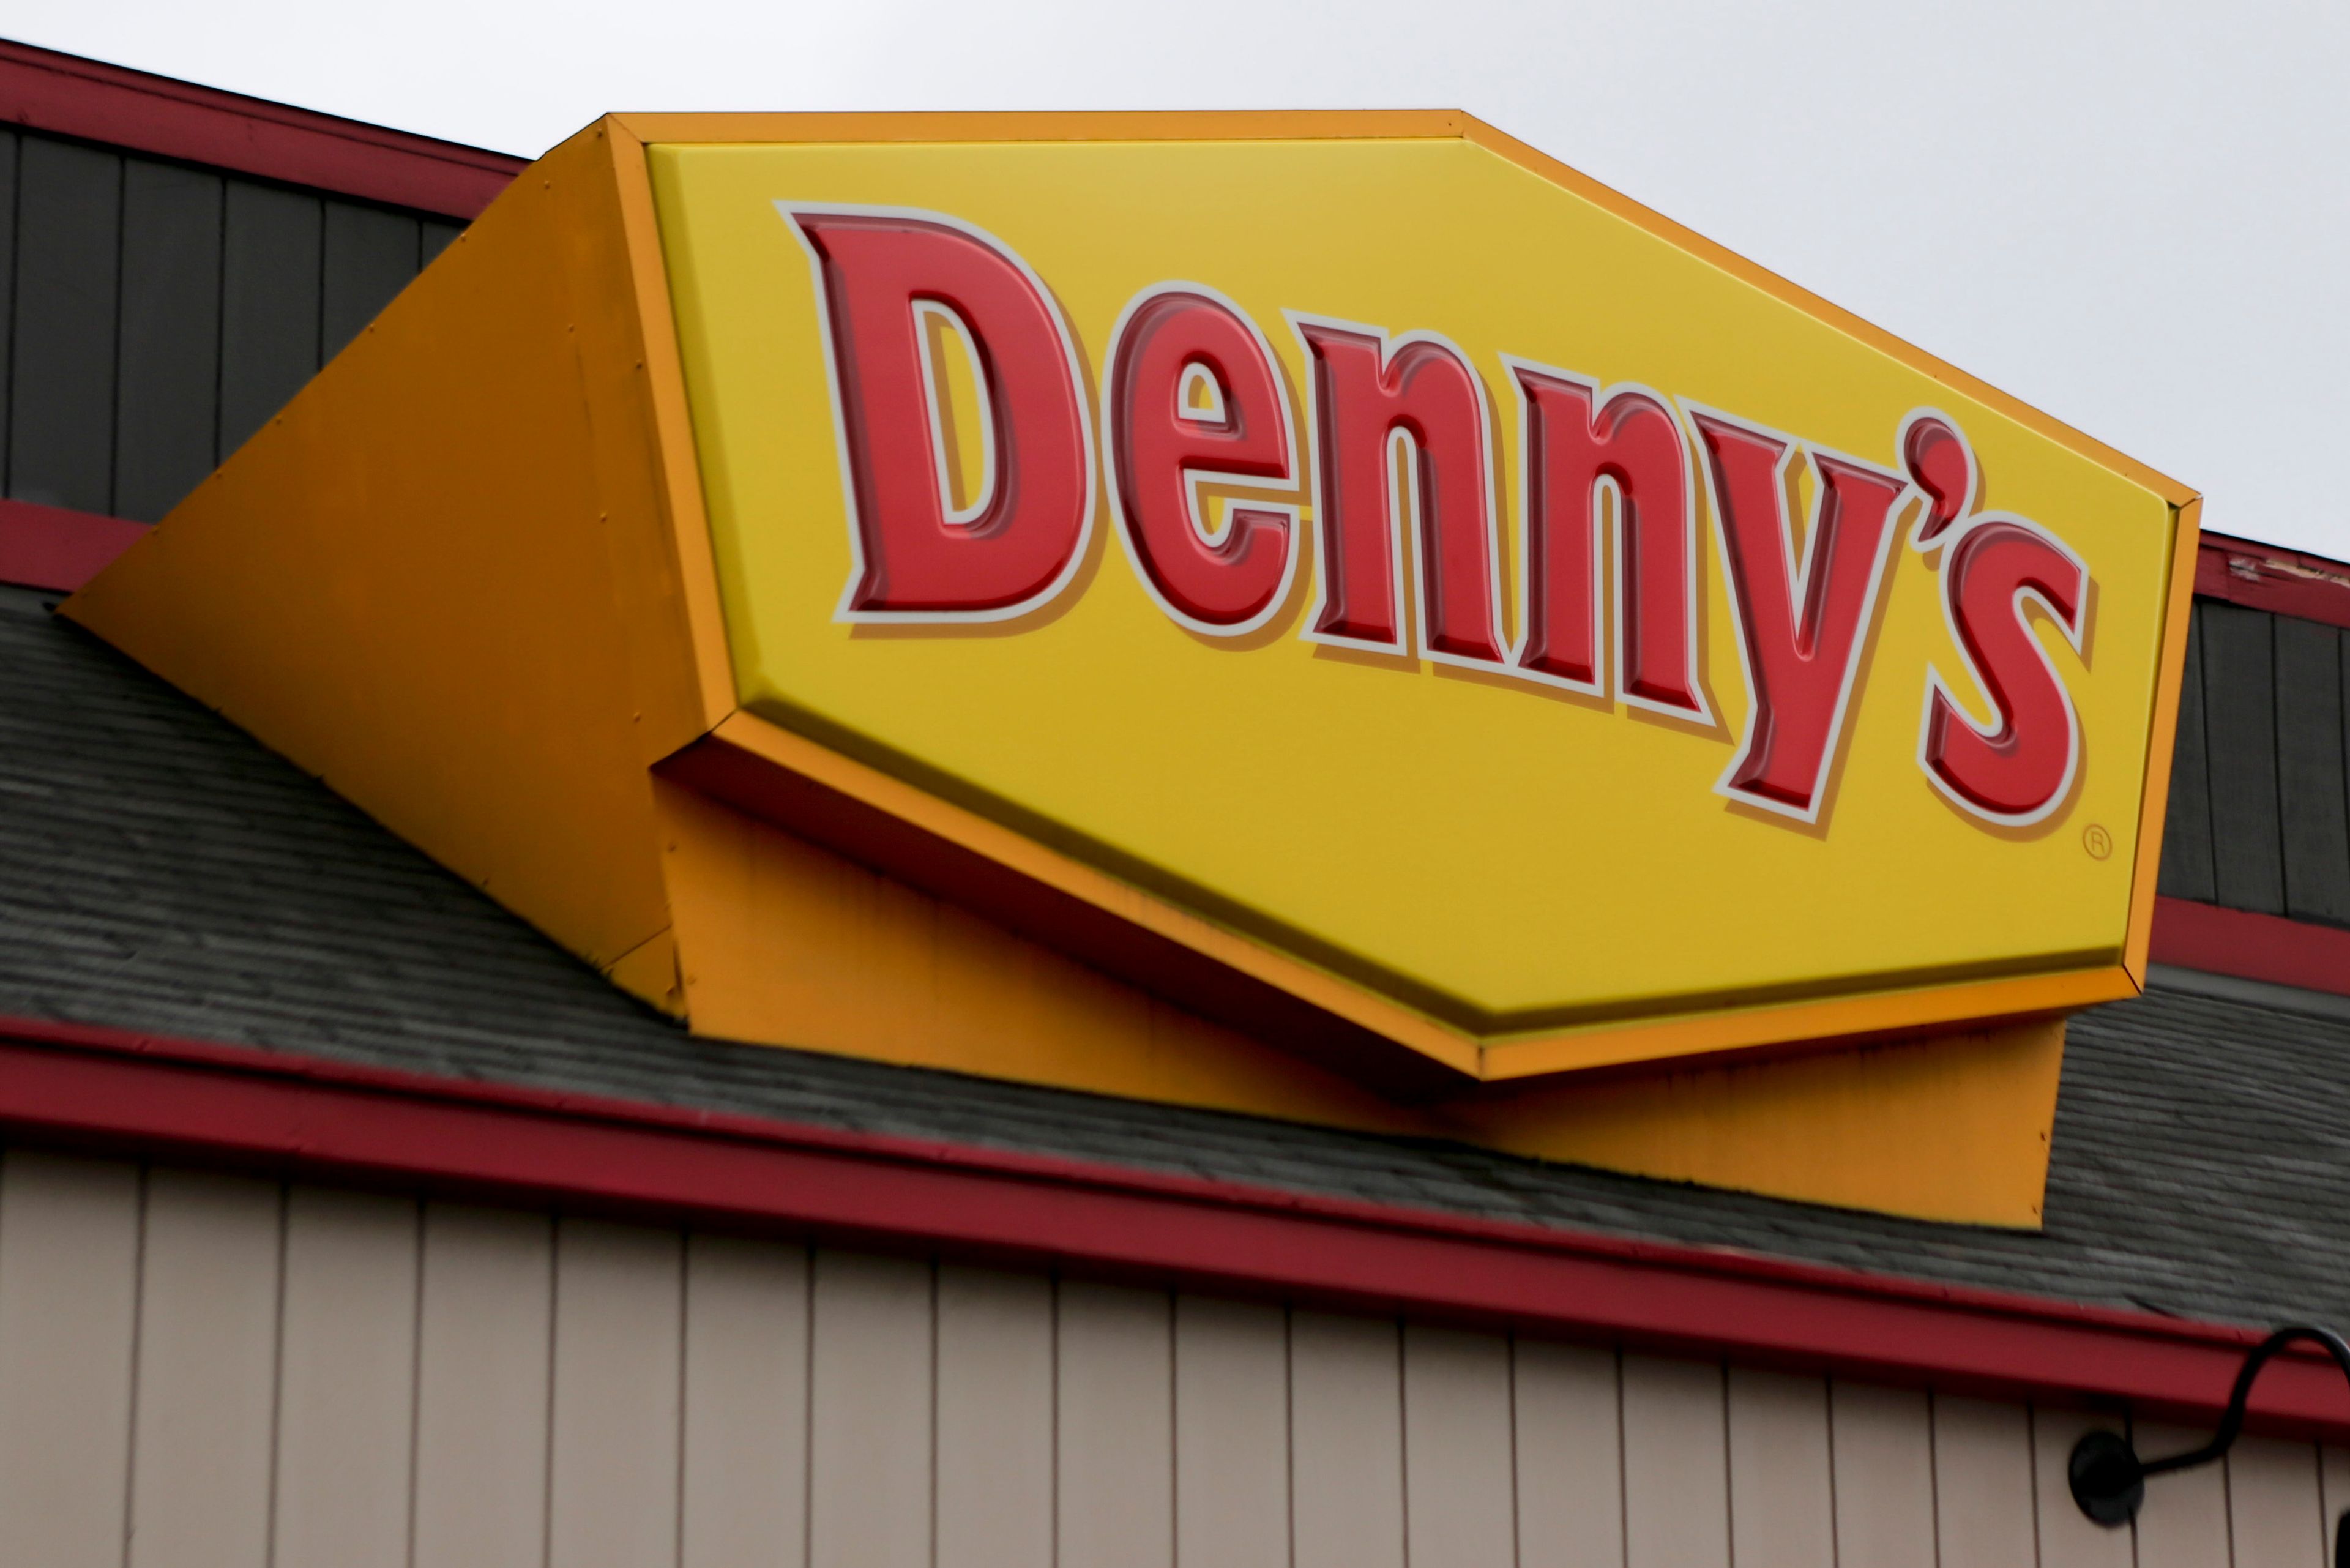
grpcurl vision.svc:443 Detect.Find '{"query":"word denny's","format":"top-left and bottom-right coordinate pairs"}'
top-left (791, 205), bottom-right (2088, 832)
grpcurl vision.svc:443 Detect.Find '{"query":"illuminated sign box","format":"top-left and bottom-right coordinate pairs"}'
top-left (68, 113), bottom-right (2198, 1223)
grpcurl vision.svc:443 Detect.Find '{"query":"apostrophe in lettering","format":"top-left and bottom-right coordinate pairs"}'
top-left (1898, 408), bottom-right (1978, 550)
top-left (783, 204), bottom-right (1095, 621)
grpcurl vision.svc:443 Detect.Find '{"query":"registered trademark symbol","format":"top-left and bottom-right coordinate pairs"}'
top-left (2083, 824), bottom-right (2113, 860)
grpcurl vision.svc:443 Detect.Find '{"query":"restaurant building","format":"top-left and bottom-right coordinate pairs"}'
top-left (1, 34), bottom-right (2348, 1568)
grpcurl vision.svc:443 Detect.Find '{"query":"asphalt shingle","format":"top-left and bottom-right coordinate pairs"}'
top-left (5, 583), bottom-right (2344, 1327)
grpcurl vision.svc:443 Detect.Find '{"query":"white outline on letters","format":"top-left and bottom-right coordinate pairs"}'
top-left (777, 200), bottom-right (1099, 627)
top-left (1099, 281), bottom-right (1303, 639)
top-left (1283, 310), bottom-right (1511, 670)
top-left (1682, 398), bottom-right (1905, 826)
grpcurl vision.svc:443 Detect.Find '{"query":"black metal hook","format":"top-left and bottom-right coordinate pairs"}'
top-left (2070, 1323), bottom-right (2350, 1557)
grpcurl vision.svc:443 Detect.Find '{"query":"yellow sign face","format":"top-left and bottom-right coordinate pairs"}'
top-left (648, 125), bottom-right (2192, 1068)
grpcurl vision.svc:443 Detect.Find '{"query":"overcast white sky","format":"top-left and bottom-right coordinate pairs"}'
top-left (13, 1), bottom-right (2345, 557)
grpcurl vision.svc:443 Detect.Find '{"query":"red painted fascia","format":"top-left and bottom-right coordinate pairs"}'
top-left (0, 36), bottom-right (522, 217)
top-left (0, 1011), bottom-right (2343, 1439)
top-left (0, 499), bottom-right (148, 592)
top-left (2195, 529), bottom-right (2350, 633)
top-left (2152, 895), bottom-right (2350, 998)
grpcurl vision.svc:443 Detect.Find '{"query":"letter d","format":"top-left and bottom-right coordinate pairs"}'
top-left (784, 206), bottom-right (1095, 621)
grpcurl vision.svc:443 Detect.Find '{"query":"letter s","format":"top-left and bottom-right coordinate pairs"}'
top-left (1919, 516), bottom-right (2088, 826)
top-left (783, 205), bottom-right (1095, 621)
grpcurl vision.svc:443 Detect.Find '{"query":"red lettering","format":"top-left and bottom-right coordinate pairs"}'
top-left (1692, 408), bottom-right (1906, 821)
top-left (1104, 286), bottom-right (1297, 633)
top-left (786, 206), bottom-right (1093, 620)
top-left (1292, 319), bottom-right (1507, 663)
top-left (1509, 362), bottom-right (1705, 715)
top-left (1898, 407), bottom-right (1977, 548)
top-left (1920, 517), bottom-right (2086, 824)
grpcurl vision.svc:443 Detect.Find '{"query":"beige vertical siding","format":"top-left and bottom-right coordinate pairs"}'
top-left (2231, 1435), bottom-right (2328, 1568)
top-left (412, 1202), bottom-right (553, 1568)
top-left (275, 1187), bottom-right (419, 1568)
top-left (1513, 1340), bottom-right (1624, 1568)
top-left (682, 1233), bottom-right (808, 1568)
top-left (1174, 1296), bottom-right (1289, 1568)
top-left (0, 1151), bottom-right (140, 1568)
top-left (1622, 1353), bottom-right (1731, 1568)
top-left (1935, 1395), bottom-right (2038, 1568)
top-left (810, 1249), bottom-right (932, 1568)
top-left (1830, 1381), bottom-right (1938, 1568)
top-left (547, 1219), bottom-right (684, 1568)
top-left (1058, 1280), bottom-right (1175, 1568)
top-left (1289, 1310), bottom-right (1407, 1568)
top-left (2139, 1419), bottom-right (2237, 1568)
top-left (936, 1265), bottom-right (1054, 1568)
top-left (1404, 1324), bottom-right (1518, 1568)
top-left (8, 1146), bottom-right (2350, 1568)
top-left (127, 1169), bottom-right (280, 1568)
top-left (1726, 1367), bottom-right (1835, 1568)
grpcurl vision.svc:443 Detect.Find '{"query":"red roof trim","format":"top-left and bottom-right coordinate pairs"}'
top-left (1, 1010), bottom-right (2343, 1437)
top-left (0, 37), bottom-right (523, 217)
top-left (0, 500), bottom-right (147, 592)
top-left (2196, 529), bottom-right (2350, 633)
top-left (2152, 895), bottom-right (2350, 998)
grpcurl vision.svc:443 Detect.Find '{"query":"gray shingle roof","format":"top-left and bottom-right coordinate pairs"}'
top-left (3, 582), bottom-right (2341, 1329)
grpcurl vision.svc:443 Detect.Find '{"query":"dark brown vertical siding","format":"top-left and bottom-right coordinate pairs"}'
top-left (0, 133), bottom-right (16, 492)
top-left (320, 200), bottom-right (419, 363)
top-left (218, 181), bottom-right (322, 461)
top-left (114, 159), bottom-right (223, 524)
top-left (2274, 615), bottom-right (2350, 924)
top-left (420, 218), bottom-right (463, 266)
top-left (2201, 602), bottom-right (2288, 916)
top-left (2166, 597), bottom-right (2350, 930)
top-left (10, 136), bottom-right (121, 513)
top-left (2158, 604), bottom-right (2217, 903)
top-left (0, 129), bottom-right (466, 521)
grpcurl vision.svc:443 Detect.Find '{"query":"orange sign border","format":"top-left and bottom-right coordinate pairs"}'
top-left (606, 110), bottom-right (2199, 1084)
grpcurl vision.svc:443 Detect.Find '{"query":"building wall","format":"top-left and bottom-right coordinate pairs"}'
top-left (0, 1146), bottom-right (2333, 1568)
top-left (0, 126), bottom-right (464, 523)
top-left (2163, 597), bottom-right (2350, 927)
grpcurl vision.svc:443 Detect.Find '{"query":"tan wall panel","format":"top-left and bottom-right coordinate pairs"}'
top-left (683, 1234), bottom-right (810, 1568)
top-left (810, 1250), bottom-right (933, 1568)
top-left (2323, 1446), bottom-right (2350, 1561)
top-left (413, 1203), bottom-right (554, 1568)
top-left (18, 1148), bottom-right (2335, 1568)
top-left (1290, 1310), bottom-right (1406, 1568)
top-left (1933, 1395), bottom-right (2035, 1568)
top-left (0, 1151), bottom-right (141, 1568)
top-left (1828, 1383), bottom-right (1935, 1568)
top-left (548, 1218), bottom-right (684, 1568)
top-left (1725, 1367), bottom-right (1833, 1568)
top-left (2032, 1408), bottom-right (2133, 1568)
top-left (1622, 1356), bottom-right (1730, 1568)
top-left (2230, 1434), bottom-right (2326, 1568)
top-left (2135, 1420), bottom-right (2232, 1568)
top-left (275, 1187), bottom-right (420, 1568)
top-left (1059, 1279), bottom-right (1176, 1568)
top-left (1174, 1296), bottom-right (1289, 1568)
top-left (1513, 1340), bottom-right (1624, 1568)
top-left (937, 1266), bottom-right (1054, 1568)
top-left (1403, 1324), bottom-right (1516, 1568)
top-left (125, 1169), bottom-right (282, 1568)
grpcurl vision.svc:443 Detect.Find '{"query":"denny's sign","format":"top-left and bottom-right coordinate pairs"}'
top-left (69, 113), bottom-right (2199, 1225)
